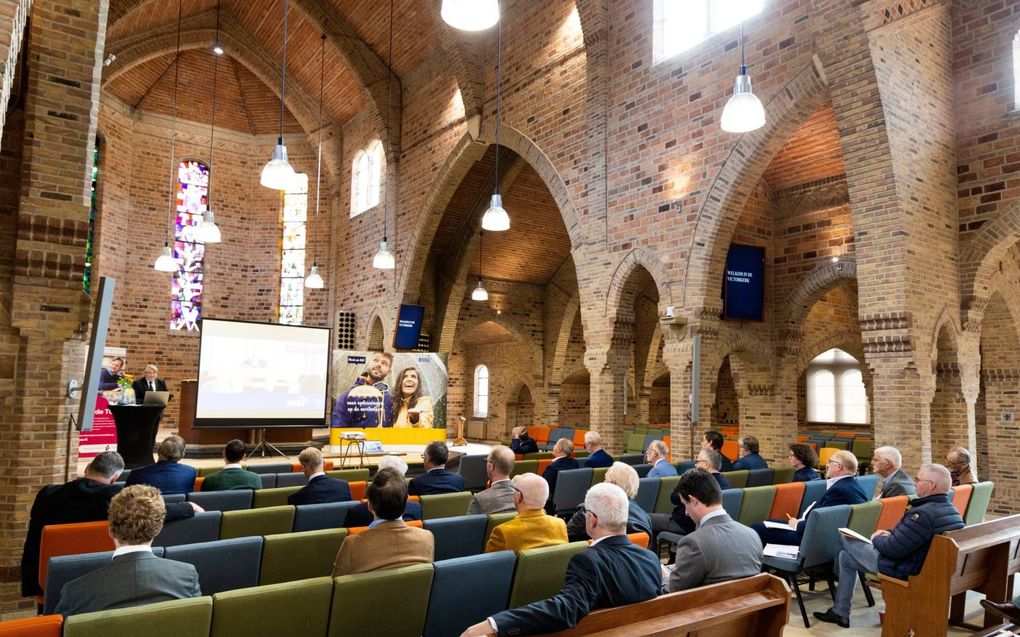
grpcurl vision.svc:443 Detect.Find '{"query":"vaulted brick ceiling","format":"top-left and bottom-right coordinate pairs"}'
top-left (763, 103), bottom-right (846, 191)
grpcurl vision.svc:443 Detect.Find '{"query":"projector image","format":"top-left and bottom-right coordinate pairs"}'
top-left (341, 431), bottom-right (366, 441)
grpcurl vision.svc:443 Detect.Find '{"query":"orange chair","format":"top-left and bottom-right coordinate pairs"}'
top-left (349, 481), bottom-right (366, 501)
top-left (662, 435), bottom-right (671, 450)
top-left (407, 495), bottom-right (420, 503)
top-left (768, 482), bottom-right (806, 520)
top-left (193, 476), bottom-right (204, 491)
top-left (291, 460), bottom-right (334, 472)
top-left (37, 521), bottom-right (114, 603)
top-left (818, 447), bottom-right (840, 468)
top-left (721, 440), bottom-right (739, 462)
top-left (537, 459), bottom-right (553, 476)
top-left (0, 615), bottom-right (63, 636)
top-left (949, 484), bottom-right (973, 517)
top-left (572, 429), bottom-right (588, 447)
top-left (529, 426), bottom-right (551, 446)
top-left (626, 531), bottom-right (650, 548)
top-left (876, 496), bottom-right (910, 531)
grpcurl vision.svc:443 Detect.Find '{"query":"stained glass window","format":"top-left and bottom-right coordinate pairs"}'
top-left (350, 140), bottom-right (382, 216)
top-left (83, 142), bottom-right (99, 294)
top-left (170, 160), bottom-right (209, 331)
top-left (280, 172), bottom-right (308, 325)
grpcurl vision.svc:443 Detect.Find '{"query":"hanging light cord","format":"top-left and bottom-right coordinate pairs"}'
top-left (278, 0), bottom-right (288, 143)
top-left (315, 34), bottom-right (325, 219)
top-left (493, 2), bottom-right (501, 195)
top-left (383, 0), bottom-right (393, 244)
top-left (207, 0), bottom-right (220, 203)
top-left (165, 0), bottom-right (184, 243)
top-left (478, 230), bottom-right (483, 283)
top-left (739, 21), bottom-right (746, 73)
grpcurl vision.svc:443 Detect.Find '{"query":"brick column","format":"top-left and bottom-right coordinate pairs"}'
top-left (980, 369), bottom-right (1020, 516)
top-left (584, 344), bottom-right (628, 454)
top-left (865, 354), bottom-right (936, 476)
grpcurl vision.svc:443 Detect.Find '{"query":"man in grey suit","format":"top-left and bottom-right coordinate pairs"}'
top-left (468, 445), bottom-right (516, 514)
top-left (872, 446), bottom-right (916, 498)
top-left (55, 485), bottom-right (200, 616)
top-left (668, 468), bottom-right (763, 592)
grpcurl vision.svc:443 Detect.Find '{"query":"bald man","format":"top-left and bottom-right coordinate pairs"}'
top-left (485, 473), bottom-right (568, 554)
top-left (468, 445), bottom-right (516, 514)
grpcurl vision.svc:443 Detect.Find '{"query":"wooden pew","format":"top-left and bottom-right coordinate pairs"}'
top-left (537, 574), bottom-right (790, 636)
top-left (880, 514), bottom-right (1020, 637)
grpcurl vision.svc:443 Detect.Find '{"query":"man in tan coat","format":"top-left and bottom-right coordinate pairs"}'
top-left (486, 473), bottom-right (567, 553)
top-left (332, 468), bottom-right (434, 575)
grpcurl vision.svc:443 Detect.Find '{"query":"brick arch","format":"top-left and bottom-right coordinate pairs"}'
top-left (681, 59), bottom-right (831, 313)
top-left (930, 306), bottom-right (961, 365)
top-left (551, 294), bottom-right (581, 385)
top-left (960, 198), bottom-right (1020, 322)
top-left (363, 306), bottom-right (391, 351)
top-left (981, 272), bottom-right (1020, 349)
top-left (794, 329), bottom-right (865, 375)
top-left (780, 256), bottom-right (858, 326)
top-left (503, 376), bottom-right (538, 433)
top-left (604, 247), bottom-right (672, 322)
top-left (454, 314), bottom-right (543, 377)
top-left (708, 330), bottom-right (774, 375)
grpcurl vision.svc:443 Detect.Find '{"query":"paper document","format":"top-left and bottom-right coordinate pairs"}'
top-left (838, 527), bottom-right (873, 544)
top-left (764, 544), bottom-right (800, 559)
top-left (763, 520), bottom-right (793, 530)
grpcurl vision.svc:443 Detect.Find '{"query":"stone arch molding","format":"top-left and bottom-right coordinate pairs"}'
top-left (960, 198), bottom-right (1020, 324)
top-left (604, 247), bottom-right (673, 321)
top-left (780, 256), bottom-right (858, 326)
top-left (794, 329), bottom-right (865, 375)
top-left (455, 314), bottom-right (544, 377)
top-left (363, 306), bottom-right (391, 351)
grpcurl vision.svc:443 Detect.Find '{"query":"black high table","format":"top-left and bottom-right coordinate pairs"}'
top-left (109, 404), bottom-right (164, 469)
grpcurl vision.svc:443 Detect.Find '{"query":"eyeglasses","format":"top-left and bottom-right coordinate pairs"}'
top-left (916, 477), bottom-right (935, 485)
top-left (826, 459), bottom-right (842, 467)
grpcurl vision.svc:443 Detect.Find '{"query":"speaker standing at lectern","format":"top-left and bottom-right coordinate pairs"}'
top-left (132, 364), bottom-right (168, 404)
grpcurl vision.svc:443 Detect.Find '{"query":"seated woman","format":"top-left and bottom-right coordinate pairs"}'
top-left (787, 443), bottom-right (820, 481)
top-left (390, 367), bottom-right (434, 428)
top-left (566, 462), bottom-right (651, 545)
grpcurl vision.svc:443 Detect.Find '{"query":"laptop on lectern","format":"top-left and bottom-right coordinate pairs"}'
top-left (142, 391), bottom-right (170, 406)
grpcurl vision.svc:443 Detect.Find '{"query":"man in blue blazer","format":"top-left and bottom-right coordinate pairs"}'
top-left (460, 483), bottom-right (661, 636)
top-left (645, 440), bottom-right (678, 478)
top-left (510, 426), bottom-right (540, 455)
top-left (731, 435), bottom-right (768, 471)
top-left (408, 441), bottom-right (465, 495)
top-left (582, 431), bottom-right (614, 468)
top-left (125, 436), bottom-right (196, 495)
top-left (542, 438), bottom-right (579, 514)
top-left (287, 447), bottom-right (352, 506)
top-left (753, 450), bottom-right (867, 546)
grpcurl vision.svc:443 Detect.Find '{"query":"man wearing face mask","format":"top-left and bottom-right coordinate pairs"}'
top-left (331, 351), bottom-right (394, 428)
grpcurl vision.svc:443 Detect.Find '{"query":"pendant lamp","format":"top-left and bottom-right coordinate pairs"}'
top-left (373, 0), bottom-right (396, 270)
top-left (441, 0), bottom-right (499, 31)
top-left (261, 0), bottom-right (296, 189)
top-left (305, 33), bottom-right (327, 289)
top-left (153, 0), bottom-right (185, 273)
top-left (720, 21), bottom-right (765, 134)
top-left (481, 2), bottom-right (510, 232)
top-left (196, 0), bottom-right (223, 244)
top-left (471, 231), bottom-right (488, 301)
top-left (211, 1), bottom-right (224, 56)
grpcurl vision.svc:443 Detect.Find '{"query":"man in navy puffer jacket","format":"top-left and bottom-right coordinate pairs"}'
top-left (814, 463), bottom-right (964, 628)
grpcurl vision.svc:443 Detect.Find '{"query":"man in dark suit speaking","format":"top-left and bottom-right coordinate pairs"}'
top-left (54, 485), bottom-right (200, 616)
top-left (132, 364), bottom-right (168, 404)
top-left (288, 447), bottom-right (352, 505)
top-left (460, 482), bottom-right (661, 636)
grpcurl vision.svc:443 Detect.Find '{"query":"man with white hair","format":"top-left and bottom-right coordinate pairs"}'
top-left (131, 364), bottom-right (167, 403)
top-left (461, 483), bottom-right (660, 636)
top-left (485, 473), bottom-right (567, 553)
top-left (542, 438), bottom-right (579, 514)
top-left (645, 440), bottom-right (677, 478)
top-left (815, 463), bottom-right (964, 628)
top-left (871, 446), bottom-right (915, 498)
top-left (469, 445), bottom-right (516, 514)
top-left (287, 447), bottom-right (352, 505)
top-left (582, 431), bottom-right (613, 468)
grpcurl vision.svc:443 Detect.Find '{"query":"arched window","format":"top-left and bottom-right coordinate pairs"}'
top-left (350, 140), bottom-right (383, 216)
top-left (474, 364), bottom-right (489, 418)
top-left (170, 160), bottom-right (209, 331)
top-left (653, 0), bottom-right (764, 64)
top-left (279, 173), bottom-right (308, 325)
top-left (806, 348), bottom-right (869, 424)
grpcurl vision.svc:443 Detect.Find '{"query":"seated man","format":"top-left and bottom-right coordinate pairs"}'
top-left (344, 456), bottom-right (421, 527)
top-left (872, 446), bottom-right (915, 498)
top-left (651, 448), bottom-right (731, 542)
top-left (701, 430), bottom-right (734, 472)
top-left (485, 473), bottom-right (567, 553)
top-left (200, 439), bottom-right (261, 491)
top-left (333, 468), bottom-right (434, 575)
top-left (54, 485), bottom-right (200, 616)
top-left (645, 440), bottom-right (677, 478)
top-left (461, 483), bottom-right (661, 636)
top-left (542, 438), bottom-right (578, 514)
top-left (469, 445), bottom-right (516, 514)
top-left (125, 436), bottom-right (196, 495)
top-left (753, 450), bottom-right (867, 547)
top-left (667, 468), bottom-right (763, 592)
top-left (567, 462), bottom-right (651, 543)
top-left (581, 431), bottom-right (613, 468)
top-left (510, 426), bottom-right (539, 455)
top-left (814, 464), bottom-right (965, 628)
top-left (408, 441), bottom-right (465, 495)
top-left (731, 435), bottom-right (767, 471)
top-left (945, 446), bottom-right (977, 486)
top-left (287, 447), bottom-right (352, 505)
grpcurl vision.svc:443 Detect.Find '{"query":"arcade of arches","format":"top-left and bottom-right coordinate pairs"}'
top-left (0, 0), bottom-right (1018, 613)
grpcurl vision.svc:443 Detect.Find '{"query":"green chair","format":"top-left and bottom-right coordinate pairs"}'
top-left (220, 505), bottom-right (295, 540)
top-left (259, 528), bottom-right (348, 585)
top-left (653, 476), bottom-right (680, 514)
top-left (197, 466), bottom-right (224, 477)
top-left (485, 511), bottom-right (517, 544)
top-left (64, 596), bottom-right (212, 637)
top-left (574, 450), bottom-right (590, 459)
top-left (327, 468), bottom-right (370, 482)
top-left (420, 492), bottom-right (472, 520)
top-left (851, 439), bottom-right (874, 463)
top-left (964, 481), bottom-right (994, 525)
top-left (510, 459), bottom-right (538, 478)
top-left (508, 541), bottom-right (588, 608)
top-left (211, 577), bottom-right (332, 637)
top-left (737, 486), bottom-right (776, 526)
top-left (523, 452), bottom-right (554, 460)
top-left (847, 500), bottom-right (882, 538)
top-left (252, 486), bottom-right (301, 508)
top-left (591, 467), bottom-right (609, 485)
top-left (772, 467), bottom-right (795, 484)
top-left (826, 440), bottom-right (850, 451)
top-left (328, 563), bottom-right (434, 637)
top-left (722, 470), bottom-right (749, 489)
top-left (625, 433), bottom-right (646, 454)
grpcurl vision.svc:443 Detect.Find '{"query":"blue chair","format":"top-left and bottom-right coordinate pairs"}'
top-left (552, 468), bottom-right (593, 515)
top-left (799, 480), bottom-right (828, 516)
top-left (162, 493), bottom-right (186, 504)
top-left (246, 463), bottom-right (293, 475)
top-left (855, 473), bottom-right (880, 498)
top-left (259, 474), bottom-right (278, 489)
top-left (163, 537), bottom-right (263, 595)
top-left (721, 488), bottom-right (744, 520)
top-left (44, 548), bottom-right (166, 614)
top-left (746, 468), bottom-right (775, 487)
top-left (423, 552), bottom-right (516, 637)
top-left (424, 514), bottom-right (489, 561)
top-left (154, 511), bottom-right (223, 548)
top-left (632, 463), bottom-right (653, 478)
top-left (675, 461), bottom-right (696, 474)
top-left (618, 454), bottom-right (644, 466)
top-left (275, 472), bottom-right (308, 488)
top-left (635, 477), bottom-right (659, 514)
top-left (456, 455), bottom-right (490, 493)
top-left (293, 501), bottom-right (362, 532)
top-left (187, 490), bottom-right (253, 512)
top-left (641, 434), bottom-right (659, 452)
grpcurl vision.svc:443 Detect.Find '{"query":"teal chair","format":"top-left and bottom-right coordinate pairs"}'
top-left (328, 564), bottom-right (434, 637)
top-left (64, 597), bottom-right (212, 637)
top-left (211, 577), bottom-right (332, 637)
top-left (964, 481), bottom-right (994, 525)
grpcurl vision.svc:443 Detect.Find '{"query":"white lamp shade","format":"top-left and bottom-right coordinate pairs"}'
top-left (196, 209), bottom-right (221, 244)
top-left (153, 246), bottom-right (178, 272)
top-left (261, 141), bottom-right (296, 189)
top-left (471, 280), bottom-right (489, 301)
top-left (720, 73), bottom-right (765, 133)
top-left (372, 240), bottom-right (395, 270)
top-left (305, 264), bottom-right (324, 288)
top-left (213, 43), bottom-right (224, 55)
top-left (481, 193), bottom-right (510, 231)
top-left (441, 0), bottom-right (499, 31)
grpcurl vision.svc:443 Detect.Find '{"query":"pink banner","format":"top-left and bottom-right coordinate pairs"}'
top-left (78, 394), bottom-right (118, 459)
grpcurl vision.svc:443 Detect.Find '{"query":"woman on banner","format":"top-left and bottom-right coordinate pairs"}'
top-left (390, 367), bottom-right (434, 428)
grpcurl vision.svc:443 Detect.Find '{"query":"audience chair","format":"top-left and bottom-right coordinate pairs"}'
top-left (528, 426), bottom-right (551, 447)
top-left (186, 490), bottom-right (253, 512)
top-left (772, 466), bottom-right (795, 484)
top-left (768, 482), bottom-right (805, 520)
top-left (964, 481), bottom-right (993, 525)
top-left (721, 488), bottom-right (744, 520)
top-left (652, 476), bottom-right (681, 514)
top-left (62, 597), bottom-right (212, 637)
top-left (635, 477), bottom-right (659, 514)
top-left (162, 493), bottom-right (186, 504)
top-left (258, 474), bottom-right (277, 489)
top-left (245, 462), bottom-right (292, 475)
top-left (799, 480), bottom-right (828, 517)
top-left (876, 495), bottom-right (910, 531)
top-left (484, 512), bottom-right (517, 545)
top-left (259, 529), bottom-right (347, 586)
top-left (847, 500), bottom-right (883, 608)
top-left (423, 552), bottom-right (516, 637)
top-left (420, 492), bottom-right (472, 520)
top-left (163, 537), bottom-right (263, 596)
top-left (508, 541), bottom-right (588, 608)
top-left (571, 429), bottom-right (588, 448)
top-left (721, 441), bottom-right (739, 462)
top-left (721, 470), bottom-right (749, 489)
top-left (510, 459), bottom-right (538, 479)
top-left (290, 461), bottom-right (334, 472)
top-left (44, 549), bottom-right (165, 615)
top-left (536, 459), bottom-right (553, 476)
top-left (817, 447), bottom-right (840, 469)
top-left (632, 463), bottom-right (653, 478)
top-left (552, 468), bottom-right (593, 515)
top-left (326, 468), bottom-right (370, 482)
top-left (0, 615), bottom-right (62, 637)
top-left (328, 563), bottom-right (434, 637)
top-left (625, 433), bottom-right (646, 454)
top-left (292, 501), bottom-right (363, 532)
top-left (37, 521), bottom-right (113, 603)
top-left (274, 472), bottom-right (308, 488)
top-left (252, 486), bottom-right (300, 508)
top-left (737, 486), bottom-right (776, 526)
top-left (424, 514), bottom-right (489, 561)
top-left (675, 460), bottom-right (696, 474)
top-left (523, 452), bottom-right (553, 461)
top-left (746, 468), bottom-right (775, 488)
top-left (153, 511), bottom-right (222, 548)
top-left (457, 455), bottom-right (490, 492)
top-left (854, 474), bottom-right (880, 498)
top-left (219, 505), bottom-right (295, 539)
top-left (618, 453), bottom-right (644, 466)
top-left (349, 481), bottom-right (367, 501)
top-left (591, 466), bottom-right (609, 485)
top-left (949, 483), bottom-right (973, 517)
top-left (210, 577), bottom-right (332, 637)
